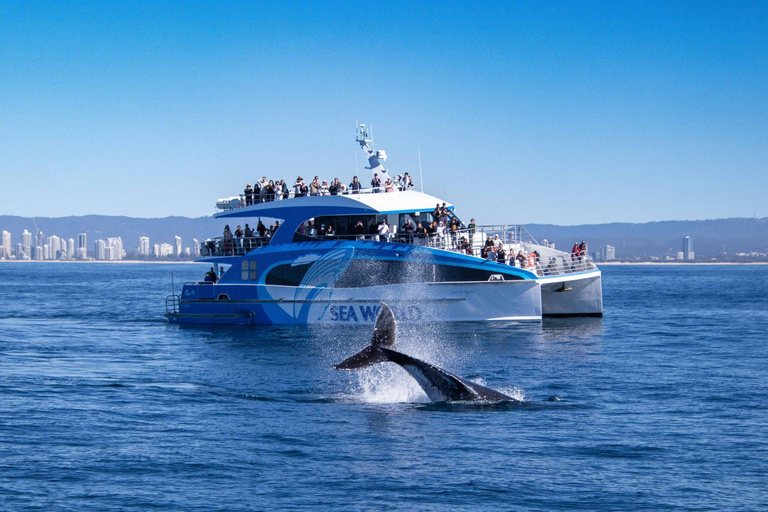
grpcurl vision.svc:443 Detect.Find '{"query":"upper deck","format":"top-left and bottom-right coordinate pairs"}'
top-left (215, 188), bottom-right (452, 218)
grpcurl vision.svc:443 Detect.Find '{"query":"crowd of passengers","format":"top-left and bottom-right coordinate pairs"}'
top-left (207, 220), bottom-right (283, 255)
top-left (209, 202), bottom-right (589, 274)
top-left (240, 173), bottom-right (415, 205)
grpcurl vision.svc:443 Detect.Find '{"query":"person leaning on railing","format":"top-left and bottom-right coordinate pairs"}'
top-left (310, 177), bottom-right (321, 196)
top-left (223, 225), bottom-right (234, 255)
top-left (349, 176), bottom-right (362, 194)
top-left (371, 174), bottom-right (381, 193)
top-left (244, 183), bottom-right (253, 206)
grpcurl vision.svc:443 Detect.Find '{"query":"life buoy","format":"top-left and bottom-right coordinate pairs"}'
top-left (528, 254), bottom-right (537, 267)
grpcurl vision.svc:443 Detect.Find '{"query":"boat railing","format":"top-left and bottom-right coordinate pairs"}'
top-left (200, 235), bottom-right (271, 257)
top-left (216, 185), bottom-right (416, 212)
top-left (165, 294), bottom-right (180, 314)
top-left (198, 225), bottom-right (597, 275)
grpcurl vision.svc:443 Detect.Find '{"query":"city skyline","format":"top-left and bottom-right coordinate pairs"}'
top-left (0, 227), bottom-right (196, 261)
top-left (1, 2), bottom-right (766, 225)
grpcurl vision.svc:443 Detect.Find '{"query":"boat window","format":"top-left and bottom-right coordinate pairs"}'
top-left (297, 215), bottom-right (378, 239)
top-left (333, 260), bottom-right (521, 288)
top-left (217, 294), bottom-right (230, 301)
top-left (265, 263), bottom-right (314, 286)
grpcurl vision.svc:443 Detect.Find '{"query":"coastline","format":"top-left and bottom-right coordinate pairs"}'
top-left (597, 261), bottom-right (768, 266)
top-left (0, 260), bottom-right (202, 264)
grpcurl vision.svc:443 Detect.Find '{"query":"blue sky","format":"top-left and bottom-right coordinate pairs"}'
top-left (1, 1), bottom-right (766, 224)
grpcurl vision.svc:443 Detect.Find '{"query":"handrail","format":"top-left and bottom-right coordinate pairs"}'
top-left (201, 235), bottom-right (271, 257)
top-left (216, 184), bottom-right (416, 212)
top-left (165, 294), bottom-right (180, 314)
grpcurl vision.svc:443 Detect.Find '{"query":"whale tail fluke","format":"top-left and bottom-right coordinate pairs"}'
top-left (333, 303), bottom-right (397, 370)
top-left (371, 302), bottom-right (396, 348)
top-left (333, 346), bottom-right (389, 370)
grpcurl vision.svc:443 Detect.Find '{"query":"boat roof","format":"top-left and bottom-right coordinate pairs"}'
top-left (215, 190), bottom-right (454, 245)
top-left (214, 190), bottom-right (453, 220)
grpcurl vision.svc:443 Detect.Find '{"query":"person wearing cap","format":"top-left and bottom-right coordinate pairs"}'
top-left (320, 180), bottom-right (330, 196)
top-left (294, 176), bottom-right (305, 197)
top-left (377, 219), bottom-right (390, 241)
top-left (244, 183), bottom-right (253, 206)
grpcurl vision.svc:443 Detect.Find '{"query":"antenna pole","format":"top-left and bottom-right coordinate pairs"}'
top-left (418, 147), bottom-right (424, 193)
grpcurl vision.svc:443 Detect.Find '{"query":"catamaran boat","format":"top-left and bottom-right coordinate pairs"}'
top-left (165, 125), bottom-right (603, 325)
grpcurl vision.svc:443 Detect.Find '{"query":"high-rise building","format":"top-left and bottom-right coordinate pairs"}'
top-left (1, 231), bottom-right (10, 259)
top-left (22, 230), bottom-right (32, 258)
top-left (67, 238), bottom-right (75, 259)
top-left (184, 247), bottom-right (191, 257)
top-left (106, 237), bottom-right (124, 260)
top-left (153, 244), bottom-right (161, 258)
top-left (36, 231), bottom-right (45, 249)
top-left (77, 233), bottom-right (87, 256)
top-left (47, 235), bottom-right (61, 259)
top-left (160, 243), bottom-right (174, 257)
top-left (192, 238), bottom-right (200, 258)
top-left (95, 240), bottom-right (106, 260)
top-left (600, 245), bottom-right (616, 261)
top-left (175, 236), bottom-right (182, 257)
top-left (683, 236), bottom-right (694, 260)
top-left (139, 236), bottom-right (150, 257)
top-left (35, 246), bottom-right (43, 260)
top-left (16, 243), bottom-right (24, 260)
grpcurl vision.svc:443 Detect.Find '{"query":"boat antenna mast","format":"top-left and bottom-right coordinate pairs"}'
top-left (356, 123), bottom-right (391, 183)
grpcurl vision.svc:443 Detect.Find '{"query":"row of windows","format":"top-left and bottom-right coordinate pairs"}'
top-left (264, 259), bottom-right (520, 287)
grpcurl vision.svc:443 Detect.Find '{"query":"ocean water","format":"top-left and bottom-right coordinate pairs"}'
top-left (0, 262), bottom-right (766, 511)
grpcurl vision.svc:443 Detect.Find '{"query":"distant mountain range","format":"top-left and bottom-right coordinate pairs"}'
top-left (1, 215), bottom-right (767, 259)
top-left (525, 218), bottom-right (768, 259)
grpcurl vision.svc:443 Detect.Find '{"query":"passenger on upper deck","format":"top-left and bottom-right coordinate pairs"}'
top-left (294, 176), bottom-right (306, 197)
top-left (244, 184), bottom-right (253, 206)
top-left (257, 220), bottom-right (267, 238)
top-left (497, 245), bottom-right (507, 265)
top-left (258, 177), bottom-right (268, 203)
top-left (402, 172), bottom-right (413, 190)
top-left (223, 225), bottom-right (233, 255)
top-left (310, 177), bottom-right (320, 196)
top-left (320, 181), bottom-right (330, 196)
top-left (244, 223), bottom-right (254, 251)
top-left (517, 250), bottom-right (527, 268)
top-left (402, 218), bottom-right (416, 234)
top-left (235, 225), bottom-right (243, 252)
top-left (371, 174), bottom-right (382, 193)
top-left (349, 176), bottom-right (361, 194)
